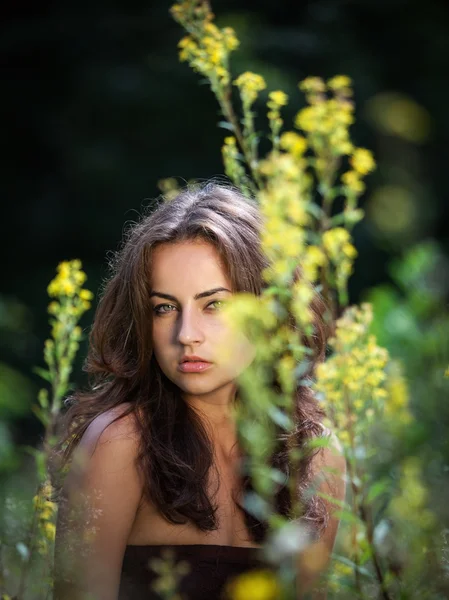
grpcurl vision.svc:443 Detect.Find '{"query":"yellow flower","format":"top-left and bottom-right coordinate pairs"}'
top-left (234, 72), bottom-right (266, 106)
top-left (341, 170), bottom-right (365, 194)
top-left (80, 289), bottom-right (93, 301)
top-left (268, 90), bottom-right (288, 107)
top-left (227, 569), bottom-right (280, 600)
top-left (74, 270), bottom-right (87, 285)
top-left (299, 76), bottom-right (326, 94)
top-left (279, 131), bottom-right (307, 157)
top-left (222, 27), bottom-right (239, 51)
top-left (323, 227), bottom-right (351, 257)
top-left (302, 245), bottom-right (327, 281)
top-left (57, 261), bottom-right (71, 278)
top-left (350, 147), bottom-right (376, 175)
top-left (48, 301), bottom-right (59, 315)
top-left (60, 280), bottom-right (76, 296)
top-left (295, 105), bottom-right (322, 133)
top-left (327, 75), bottom-right (352, 91)
top-left (43, 521), bottom-right (56, 541)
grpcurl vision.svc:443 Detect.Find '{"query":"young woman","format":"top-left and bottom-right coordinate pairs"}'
top-left (53, 181), bottom-right (346, 600)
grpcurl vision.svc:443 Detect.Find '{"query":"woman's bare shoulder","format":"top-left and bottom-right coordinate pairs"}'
top-left (67, 403), bottom-right (141, 486)
top-left (79, 402), bottom-right (140, 454)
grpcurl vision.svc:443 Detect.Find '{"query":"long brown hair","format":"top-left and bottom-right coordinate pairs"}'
top-left (52, 180), bottom-right (332, 544)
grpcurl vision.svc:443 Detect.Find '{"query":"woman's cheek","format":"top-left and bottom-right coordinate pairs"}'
top-left (216, 323), bottom-right (255, 373)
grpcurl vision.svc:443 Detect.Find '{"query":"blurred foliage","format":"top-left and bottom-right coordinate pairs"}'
top-left (166, 2), bottom-right (448, 598)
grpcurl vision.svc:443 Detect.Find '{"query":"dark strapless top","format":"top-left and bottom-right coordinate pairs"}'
top-left (119, 544), bottom-right (275, 600)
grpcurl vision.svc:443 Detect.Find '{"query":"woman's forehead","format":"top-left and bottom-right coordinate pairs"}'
top-left (150, 240), bottom-right (231, 289)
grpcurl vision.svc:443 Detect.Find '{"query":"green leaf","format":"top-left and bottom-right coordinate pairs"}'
top-left (35, 452), bottom-right (47, 482)
top-left (217, 120), bottom-right (235, 132)
top-left (21, 445), bottom-right (41, 458)
top-left (316, 491), bottom-right (348, 510)
top-left (31, 404), bottom-right (50, 426)
top-left (332, 508), bottom-right (364, 526)
top-left (365, 478), bottom-right (390, 504)
top-left (33, 366), bottom-right (52, 383)
top-left (306, 203), bottom-right (325, 220)
top-left (329, 213), bottom-right (347, 226)
top-left (267, 406), bottom-right (292, 430)
top-left (38, 388), bottom-right (49, 409)
top-left (332, 554), bottom-right (375, 579)
top-left (243, 491), bottom-right (270, 521)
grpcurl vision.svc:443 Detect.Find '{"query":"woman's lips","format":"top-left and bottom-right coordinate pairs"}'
top-left (178, 361), bottom-right (213, 373)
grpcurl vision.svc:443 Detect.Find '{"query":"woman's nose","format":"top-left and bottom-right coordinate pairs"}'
top-left (176, 308), bottom-right (204, 345)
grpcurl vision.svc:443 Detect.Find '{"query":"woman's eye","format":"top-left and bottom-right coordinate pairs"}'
top-left (153, 300), bottom-right (224, 315)
top-left (153, 304), bottom-right (175, 315)
top-left (208, 300), bottom-right (224, 310)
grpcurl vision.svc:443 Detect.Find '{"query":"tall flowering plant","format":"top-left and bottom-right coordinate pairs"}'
top-left (0, 261), bottom-right (93, 600)
top-left (169, 2), bottom-right (443, 599)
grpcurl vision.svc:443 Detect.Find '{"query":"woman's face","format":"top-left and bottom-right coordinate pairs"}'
top-left (150, 239), bottom-right (255, 404)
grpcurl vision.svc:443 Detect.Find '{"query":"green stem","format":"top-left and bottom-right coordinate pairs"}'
top-left (343, 387), bottom-right (364, 598)
top-left (16, 489), bottom-right (41, 599)
top-left (218, 88), bottom-right (263, 189)
top-left (359, 500), bottom-right (392, 600)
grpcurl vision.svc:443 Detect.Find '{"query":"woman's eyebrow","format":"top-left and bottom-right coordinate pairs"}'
top-left (149, 287), bottom-right (232, 302)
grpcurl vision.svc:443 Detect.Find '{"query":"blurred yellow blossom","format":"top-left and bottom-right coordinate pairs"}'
top-left (226, 569), bottom-right (280, 600)
top-left (33, 481), bottom-right (58, 556)
top-left (327, 75), bottom-right (353, 92)
top-left (341, 170), bottom-right (365, 194)
top-left (268, 90), bottom-right (288, 107)
top-left (279, 131), bottom-right (307, 157)
top-left (302, 245), bottom-right (327, 282)
top-left (172, 2), bottom-right (239, 89)
top-left (314, 303), bottom-right (389, 427)
top-left (350, 147), bottom-right (376, 175)
top-left (234, 71), bottom-right (266, 106)
top-left (299, 76), bottom-right (326, 96)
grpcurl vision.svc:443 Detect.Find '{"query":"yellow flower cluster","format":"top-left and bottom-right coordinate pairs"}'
top-left (291, 278), bottom-right (315, 328)
top-left (234, 71), bottom-right (267, 107)
top-left (172, 1), bottom-right (239, 88)
top-left (295, 76), bottom-right (355, 157)
top-left (279, 131), bottom-right (307, 158)
top-left (299, 76), bottom-right (327, 95)
top-left (43, 260), bottom-right (93, 394)
top-left (268, 90), bottom-right (288, 107)
top-left (341, 147), bottom-right (376, 196)
top-left (33, 481), bottom-right (58, 555)
top-left (322, 227), bottom-right (358, 297)
top-left (327, 75), bottom-right (353, 92)
top-left (47, 260), bottom-right (93, 313)
top-left (301, 244), bottom-right (327, 282)
top-left (258, 175), bottom-right (310, 286)
top-left (351, 147), bottom-right (376, 175)
top-left (225, 568), bottom-right (280, 600)
top-left (314, 303), bottom-right (389, 430)
top-left (266, 90), bottom-right (289, 146)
